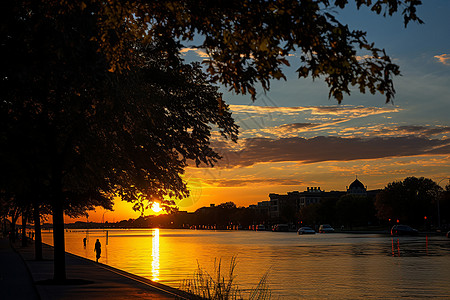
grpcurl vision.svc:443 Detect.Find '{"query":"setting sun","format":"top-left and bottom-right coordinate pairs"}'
top-left (151, 202), bottom-right (163, 213)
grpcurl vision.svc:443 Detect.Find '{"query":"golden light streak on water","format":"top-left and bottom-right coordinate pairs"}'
top-left (151, 228), bottom-right (160, 281)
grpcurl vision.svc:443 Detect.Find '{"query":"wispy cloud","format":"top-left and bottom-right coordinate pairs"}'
top-left (230, 105), bottom-right (400, 118)
top-left (204, 178), bottom-right (303, 187)
top-left (180, 47), bottom-right (210, 58)
top-left (332, 125), bottom-right (450, 138)
top-left (256, 123), bottom-right (320, 137)
top-left (229, 105), bottom-right (401, 138)
top-left (230, 105), bottom-right (400, 115)
top-left (356, 55), bottom-right (374, 61)
top-left (384, 125), bottom-right (450, 137)
top-left (434, 54), bottom-right (450, 65)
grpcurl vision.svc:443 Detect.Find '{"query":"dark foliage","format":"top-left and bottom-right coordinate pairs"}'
top-left (375, 177), bottom-right (441, 225)
top-left (336, 194), bottom-right (375, 228)
top-left (1, 0), bottom-right (238, 280)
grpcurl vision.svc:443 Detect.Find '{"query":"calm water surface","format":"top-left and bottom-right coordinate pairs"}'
top-left (42, 229), bottom-right (450, 299)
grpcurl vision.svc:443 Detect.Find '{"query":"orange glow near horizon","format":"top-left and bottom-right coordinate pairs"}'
top-left (64, 153), bottom-right (450, 224)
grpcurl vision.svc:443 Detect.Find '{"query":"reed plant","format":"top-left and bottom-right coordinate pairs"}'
top-left (180, 256), bottom-right (271, 300)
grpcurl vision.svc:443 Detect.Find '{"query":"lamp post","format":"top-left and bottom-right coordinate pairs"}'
top-left (102, 210), bottom-right (109, 228)
top-left (102, 210), bottom-right (109, 245)
top-left (437, 177), bottom-right (450, 229)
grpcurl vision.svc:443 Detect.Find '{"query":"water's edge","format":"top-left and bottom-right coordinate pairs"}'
top-left (42, 242), bottom-right (192, 299)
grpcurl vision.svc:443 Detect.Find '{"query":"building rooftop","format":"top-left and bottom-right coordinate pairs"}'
top-left (349, 178), bottom-right (365, 189)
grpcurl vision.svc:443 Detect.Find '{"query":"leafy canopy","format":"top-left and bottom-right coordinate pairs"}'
top-left (88, 0), bottom-right (423, 102)
top-left (1, 0), bottom-right (238, 213)
top-left (375, 177), bottom-right (440, 225)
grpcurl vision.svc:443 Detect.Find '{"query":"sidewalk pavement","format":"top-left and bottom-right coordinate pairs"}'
top-left (0, 238), bottom-right (40, 300)
top-left (1, 238), bottom-right (190, 300)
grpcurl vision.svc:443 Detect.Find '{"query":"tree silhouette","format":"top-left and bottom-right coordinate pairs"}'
top-left (440, 184), bottom-right (450, 227)
top-left (336, 194), bottom-right (375, 228)
top-left (375, 177), bottom-right (441, 226)
top-left (0, 195), bottom-right (21, 242)
top-left (88, 0), bottom-right (422, 102)
top-left (1, 2), bottom-right (238, 281)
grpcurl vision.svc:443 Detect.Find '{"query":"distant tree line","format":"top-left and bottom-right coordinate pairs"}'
top-left (68, 202), bottom-right (269, 230)
top-left (65, 177), bottom-right (450, 231)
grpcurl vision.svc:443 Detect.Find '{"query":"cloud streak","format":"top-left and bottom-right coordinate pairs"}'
top-left (230, 105), bottom-right (401, 117)
top-left (204, 178), bottom-right (303, 187)
top-left (180, 47), bottom-right (210, 58)
top-left (229, 105), bottom-right (402, 138)
top-left (434, 54), bottom-right (450, 65)
top-left (215, 136), bottom-right (450, 167)
top-left (379, 125), bottom-right (450, 137)
top-left (328, 125), bottom-right (450, 138)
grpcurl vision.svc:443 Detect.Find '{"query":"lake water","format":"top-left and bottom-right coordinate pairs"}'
top-left (42, 229), bottom-right (450, 299)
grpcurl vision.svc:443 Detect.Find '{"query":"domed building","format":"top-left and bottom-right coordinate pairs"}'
top-left (347, 177), bottom-right (367, 195)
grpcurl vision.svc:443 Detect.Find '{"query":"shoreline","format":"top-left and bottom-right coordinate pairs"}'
top-left (51, 226), bottom-right (446, 236)
top-left (63, 248), bottom-right (191, 299)
top-left (11, 239), bottom-right (191, 300)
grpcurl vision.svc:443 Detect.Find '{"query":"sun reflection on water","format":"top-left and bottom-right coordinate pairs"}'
top-left (151, 228), bottom-right (160, 281)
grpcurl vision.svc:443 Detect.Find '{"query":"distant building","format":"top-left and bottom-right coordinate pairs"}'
top-left (249, 201), bottom-right (270, 218)
top-left (260, 178), bottom-right (381, 221)
top-left (268, 187), bottom-right (325, 220)
top-left (297, 187), bottom-right (323, 208)
top-left (347, 177), bottom-right (367, 196)
top-left (257, 201), bottom-right (270, 215)
top-left (268, 193), bottom-right (288, 219)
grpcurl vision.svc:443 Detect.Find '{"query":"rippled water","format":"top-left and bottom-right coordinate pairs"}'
top-left (42, 229), bottom-right (450, 299)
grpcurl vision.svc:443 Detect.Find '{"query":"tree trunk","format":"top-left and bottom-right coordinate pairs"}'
top-left (10, 211), bottom-right (19, 243)
top-left (10, 220), bottom-right (16, 243)
top-left (52, 198), bottom-right (66, 281)
top-left (21, 212), bottom-right (27, 247)
top-left (33, 202), bottom-right (43, 260)
top-left (1, 217), bottom-right (5, 237)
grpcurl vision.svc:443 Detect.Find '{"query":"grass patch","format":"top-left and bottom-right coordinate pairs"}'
top-left (180, 256), bottom-right (271, 300)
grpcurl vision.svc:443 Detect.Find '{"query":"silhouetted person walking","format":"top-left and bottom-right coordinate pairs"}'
top-left (94, 239), bottom-right (101, 262)
top-left (83, 237), bottom-right (87, 248)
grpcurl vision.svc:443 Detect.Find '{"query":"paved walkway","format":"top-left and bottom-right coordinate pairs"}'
top-left (1, 238), bottom-right (190, 300)
top-left (0, 238), bottom-right (40, 300)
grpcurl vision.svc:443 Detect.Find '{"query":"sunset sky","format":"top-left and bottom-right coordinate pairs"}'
top-left (77, 1), bottom-right (450, 223)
